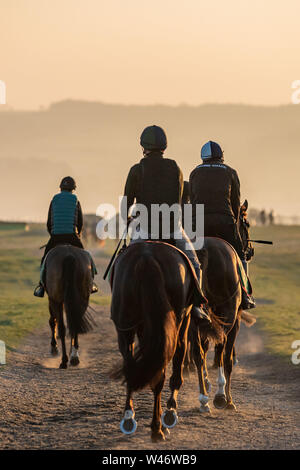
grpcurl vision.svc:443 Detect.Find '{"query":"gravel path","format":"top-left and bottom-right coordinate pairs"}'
top-left (0, 305), bottom-right (299, 450)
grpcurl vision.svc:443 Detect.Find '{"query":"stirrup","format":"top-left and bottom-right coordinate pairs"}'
top-left (91, 282), bottom-right (98, 294)
top-left (241, 291), bottom-right (256, 310)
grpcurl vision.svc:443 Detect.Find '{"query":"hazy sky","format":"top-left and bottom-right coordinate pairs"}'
top-left (1, 0), bottom-right (300, 109)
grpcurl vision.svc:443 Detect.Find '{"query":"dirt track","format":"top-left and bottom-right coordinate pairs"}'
top-left (0, 304), bottom-right (299, 450)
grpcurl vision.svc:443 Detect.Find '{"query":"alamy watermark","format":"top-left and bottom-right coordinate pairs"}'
top-left (291, 340), bottom-right (300, 365)
top-left (95, 196), bottom-right (204, 250)
top-left (291, 80), bottom-right (300, 104)
top-left (0, 340), bottom-right (6, 365)
top-left (0, 80), bottom-right (6, 104)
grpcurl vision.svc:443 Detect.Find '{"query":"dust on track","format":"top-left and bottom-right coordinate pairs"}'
top-left (0, 305), bottom-right (299, 450)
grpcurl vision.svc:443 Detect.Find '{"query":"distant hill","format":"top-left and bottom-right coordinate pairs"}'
top-left (0, 100), bottom-right (299, 220)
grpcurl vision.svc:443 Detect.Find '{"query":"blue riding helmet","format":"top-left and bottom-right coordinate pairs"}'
top-left (201, 141), bottom-right (223, 160)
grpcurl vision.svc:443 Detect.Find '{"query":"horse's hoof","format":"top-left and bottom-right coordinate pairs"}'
top-left (59, 362), bottom-right (68, 369)
top-left (120, 410), bottom-right (137, 435)
top-left (70, 356), bottom-right (80, 366)
top-left (161, 409), bottom-right (178, 429)
top-left (226, 402), bottom-right (237, 411)
top-left (199, 404), bottom-right (211, 414)
top-left (233, 357), bottom-right (239, 366)
top-left (151, 430), bottom-right (165, 442)
top-left (51, 346), bottom-right (59, 356)
top-left (213, 394), bottom-right (227, 409)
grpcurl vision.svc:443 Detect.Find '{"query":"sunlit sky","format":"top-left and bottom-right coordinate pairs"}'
top-left (1, 0), bottom-right (300, 109)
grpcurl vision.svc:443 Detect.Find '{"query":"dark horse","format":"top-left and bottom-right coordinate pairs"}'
top-left (187, 237), bottom-right (256, 412)
top-left (111, 241), bottom-right (221, 441)
top-left (45, 245), bottom-right (94, 369)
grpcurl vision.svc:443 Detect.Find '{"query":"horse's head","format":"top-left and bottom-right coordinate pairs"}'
top-left (239, 200), bottom-right (254, 262)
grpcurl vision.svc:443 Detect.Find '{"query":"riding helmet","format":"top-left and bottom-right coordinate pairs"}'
top-left (60, 176), bottom-right (76, 191)
top-left (201, 141), bottom-right (223, 160)
top-left (140, 125), bottom-right (167, 151)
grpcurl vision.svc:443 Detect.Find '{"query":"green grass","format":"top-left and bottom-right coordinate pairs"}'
top-left (0, 225), bottom-right (49, 350)
top-left (0, 223), bottom-right (299, 359)
top-left (0, 224), bottom-right (112, 351)
top-left (249, 225), bottom-right (300, 358)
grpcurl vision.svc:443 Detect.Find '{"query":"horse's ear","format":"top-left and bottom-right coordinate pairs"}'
top-left (243, 200), bottom-right (248, 210)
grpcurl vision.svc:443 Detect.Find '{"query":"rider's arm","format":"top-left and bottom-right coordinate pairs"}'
top-left (123, 164), bottom-right (140, 218)
top-left (76, 201), bottom-right (83, 235)
top-left (231, 170), bottom-right (241, 222)
top-left (46, 201), bottom-right (53, 234)
top-left (178, 166), bottom-right (184, 201)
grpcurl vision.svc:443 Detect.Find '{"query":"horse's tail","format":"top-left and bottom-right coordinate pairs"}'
top-left (63, 255), bottom-right (93, 337)
top-left (240, 310), bottom-right (256, 327)
top-left (123, 255), bottom-right (177, 392)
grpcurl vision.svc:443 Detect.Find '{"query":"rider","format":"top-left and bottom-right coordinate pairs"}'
top-left (189, 141), bottom-right (255, 310)
top-left (34, 176), bottom-right (98, 297)
top-left (121, 125), bottom-right (209, 321)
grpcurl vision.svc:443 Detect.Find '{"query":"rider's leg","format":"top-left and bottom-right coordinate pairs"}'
top-left (174, 230), bottom-right (210, 321)
top-left (34, 239), bottom-right (55, 297)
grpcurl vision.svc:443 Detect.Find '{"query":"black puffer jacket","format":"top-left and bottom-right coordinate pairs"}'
top-left (122, 152), bottom-right (183, 235)
top-left (189, 158), bottom-right (241, 223)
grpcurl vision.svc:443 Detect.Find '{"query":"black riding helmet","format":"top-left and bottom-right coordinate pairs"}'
top-left (140, 125), bottom-right (167, 151)
top-left (60, 176), bottom-right (76, 191)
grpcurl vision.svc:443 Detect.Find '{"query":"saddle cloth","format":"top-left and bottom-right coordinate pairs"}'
top-left (108, 240), bottom-right (207, 304)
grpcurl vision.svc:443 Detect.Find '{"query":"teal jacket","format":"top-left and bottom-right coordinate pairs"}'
top-left (47, 191), bottom-right (83, 235)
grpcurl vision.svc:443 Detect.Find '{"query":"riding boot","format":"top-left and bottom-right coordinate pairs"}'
top-left (34, 282), bottom-right (45, 298)
top-left (241, 289), bottom-right (256, 309)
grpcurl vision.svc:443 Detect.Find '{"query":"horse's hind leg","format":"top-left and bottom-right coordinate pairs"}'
top-left (224, 318), bottom-right (240, 410)
top-left (163, 314), bottom-right (190, 429)
top-left (213, 339), bottom-right (227, 409)
top-left (150, 371), bottom-right (166, 442)
top-left (189, 322), bottom-right (210, 413)
top-left (57, 303), bottom-right (68, 369)
top-left (201, 338), bottom-right (211, 393)
top-left (48, 300), bottom-right (58, 356)
top-left (70, 334), bottom-right (80, 366)
top-left (119, 330), bottom-right (138, 435)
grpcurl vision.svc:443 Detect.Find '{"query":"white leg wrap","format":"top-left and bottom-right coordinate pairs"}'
top-left (199, 394), bottom-right (210, 413)
top-left (216, 366), bottom-right (226, 396)
top-left (70, 346), bottom-right (79, 359)
top-left (124, 409), bottom-right (135, 420)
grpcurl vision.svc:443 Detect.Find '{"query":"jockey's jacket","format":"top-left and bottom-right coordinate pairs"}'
top-left (123, 152), bottom-right (184, 236)
top-left (189, 158), bottom-right (241, 224)
top-left (47, 191), bottom-right (83, 235)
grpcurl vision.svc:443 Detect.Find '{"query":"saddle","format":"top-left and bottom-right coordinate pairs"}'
top-left (40, 245), bottom-right (97, 288)
top-left (108, 240), bottom-right (207, 304)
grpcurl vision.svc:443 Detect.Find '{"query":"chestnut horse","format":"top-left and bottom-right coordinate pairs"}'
top-left (45, 245), bottom-right (94, 369)
top-left (188, 237), bottom-right (256, 413)
top-left (111, 241), bottom-right (221, 441)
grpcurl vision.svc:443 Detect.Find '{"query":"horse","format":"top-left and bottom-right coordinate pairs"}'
top-left (208, 200), bottom-right (254, 368)
top-left (239, 199), bottom-right (255, 266)
top-left (45, 245), bottom-right (94, 369)
top-left (187, 237), bottom-right (256, 412)
top-left (110, 241), bottom-right (222, 441)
